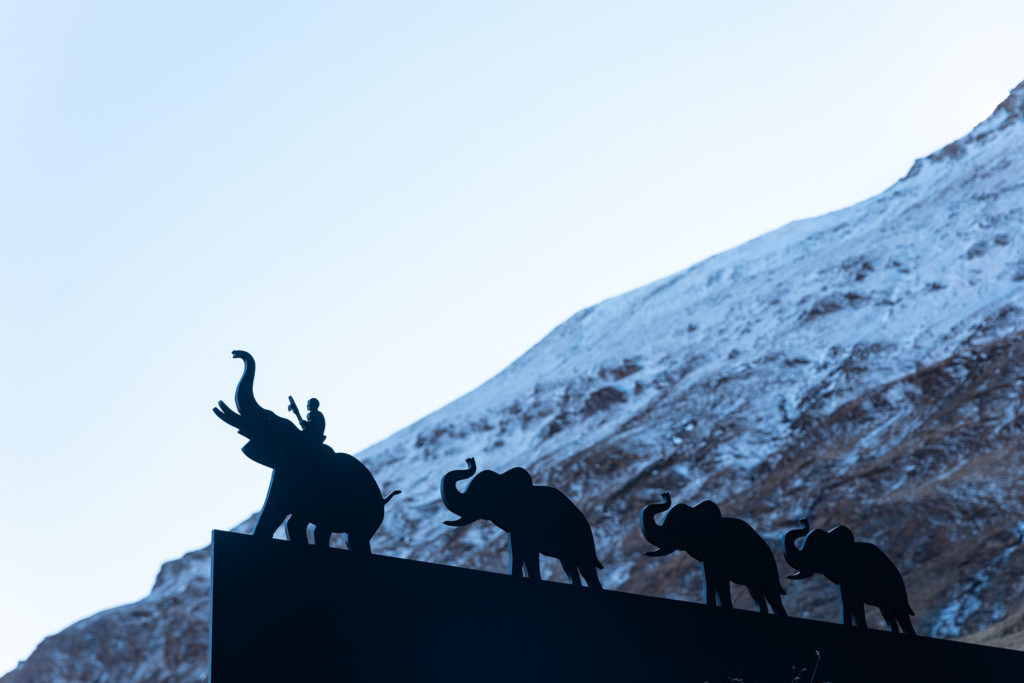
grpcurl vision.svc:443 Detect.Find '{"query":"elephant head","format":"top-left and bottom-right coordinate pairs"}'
top-left (783, 518), bottom-right (854, 583)
top-left (641, 493), bottom-right (722, 560)
top-left (214, 349), bottom-right (298, 469)
top-left (441, 457), bottom-right (533, 530)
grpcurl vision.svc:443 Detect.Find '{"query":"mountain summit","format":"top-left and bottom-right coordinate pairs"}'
top-left (7, 82), bottom-right (1024, 681)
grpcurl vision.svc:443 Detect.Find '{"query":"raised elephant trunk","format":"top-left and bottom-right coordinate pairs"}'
top-left (641, 492), bottom-right (675, 556)
top-left (784, 518), bottom-right (813, 580)
top-left (231, 350), bottom-right (264, 416)
top-left (441, 457), bottom-right (479, 526)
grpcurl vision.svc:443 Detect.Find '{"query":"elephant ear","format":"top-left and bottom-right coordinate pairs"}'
top-left (471, 470), bottom-right (502, 492)
top-left (692, 500), bottom-right (722, 522)
top-left (473, 468), bottom-right (531, 516)
top-left (500, 467), bottom-right (534, 490)
top-left (828, 525), bottom-right (855, 546)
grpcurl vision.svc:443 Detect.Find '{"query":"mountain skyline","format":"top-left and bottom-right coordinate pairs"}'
top-left (8, 4), bottom-right (1024, 673)
top-left (7, 74), bottom-right (1024, 681)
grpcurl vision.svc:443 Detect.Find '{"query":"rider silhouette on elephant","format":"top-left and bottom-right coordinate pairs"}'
top-left (290, 396), bottom-right (326, 446)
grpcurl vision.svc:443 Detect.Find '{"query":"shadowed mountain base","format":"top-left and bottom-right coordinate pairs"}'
top-left (210, 531), bottom-right (1023, 682)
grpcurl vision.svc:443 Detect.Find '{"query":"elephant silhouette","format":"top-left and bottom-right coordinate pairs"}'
top-left (783, 518), bottom-right (915, 634)
top-left (641, 493), bottom-right (787, 615)
top-left (441, 457), bottom-right (603, 589)
top-left (213, 350), bottom-right (399, 553)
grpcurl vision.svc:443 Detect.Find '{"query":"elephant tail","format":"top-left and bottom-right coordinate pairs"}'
top-left (382, 490), bottom-right (402, 504)
top-left (595, 557), bottom-right (604, 570)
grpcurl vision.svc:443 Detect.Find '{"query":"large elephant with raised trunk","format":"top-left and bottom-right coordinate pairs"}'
top-left (441, 457), bottom-right (603, 588)
top-left (213, 350), bottom-right (399, 553)
top-left (783, 518), bottom-right (915, 634)
top-left (641, 493), bottom-right (787, 615)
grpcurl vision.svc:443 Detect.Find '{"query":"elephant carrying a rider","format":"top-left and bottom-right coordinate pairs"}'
top-left (213, 350), bottom-right (399, 553)
top-left (441, 457), bottom-right (603, 589)
top-left (783, 518), bottom-right (915, 634)
top-left (641, 493), bottom-right (787, 616)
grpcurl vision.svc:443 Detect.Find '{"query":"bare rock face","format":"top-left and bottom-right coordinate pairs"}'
top-left (7, 82), bottom-right (1024, 680)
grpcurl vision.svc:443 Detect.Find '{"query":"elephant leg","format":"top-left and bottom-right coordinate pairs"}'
top-left (253, 477), bottom-right (289, 538)
top-left (700, 564), bottom-right (715, 606)
top-left (896, 612), bottom-right (915, 635)
top-left (313, 526), bottom-right (333, 548)
top-left (767, 590), bottom-right (787, 617)
top-left (523, 551), bottom-right (541, 581)
top-left (345, 533), bottom-right (371, 554)
top-left (715, 576), bottom-right (733, 608)
top-left (703, 565), bottom-right (731, 608)
top-left (579, 563), bottom-right (603, 590)
top-left (880, 607), bottom-right (898, 632)
top-left (508, 535), bottom-right (525, 578)
top-left (285, 515), bottom-right (310, 544)
top-left (559, 560), bottom-right (581, 586)
top-left (749, 588), bottom-right (768, 613)
top-left (253, 507), bottom-right (287, 539)
top-left (843, 595), bottom-right (867, 628)
top-left (854, 603), bottom-right (868, 628)
top-left (837, 587), bottom-right (853, 625)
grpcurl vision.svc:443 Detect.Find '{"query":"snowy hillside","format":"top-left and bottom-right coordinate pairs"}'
top-left (6, 82), bottom-right (1024, 682)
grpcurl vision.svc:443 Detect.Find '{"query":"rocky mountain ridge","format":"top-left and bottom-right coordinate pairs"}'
top-left (6, 82), bottom-right (1024, 682)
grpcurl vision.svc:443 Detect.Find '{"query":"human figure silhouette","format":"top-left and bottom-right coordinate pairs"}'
top-left (289, 395), bottom-right (326, 444)
top-left (300, 398), bottom-right (326, 443)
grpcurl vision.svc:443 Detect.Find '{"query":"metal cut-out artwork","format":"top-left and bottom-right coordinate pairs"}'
top-left (441, 457), bottom-right (603, 588)
top-left (213, 350), bottom-right (399, 553)
top-left (641, 493), bottom-right (787, 615)
top-left (783, 518), bottom-right (915, 634)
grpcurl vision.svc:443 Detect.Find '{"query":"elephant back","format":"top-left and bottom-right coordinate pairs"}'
top-left (524, 486), bottom-right (600, 564)
top-left (713, 517), bottom-right (783, 590)
top-left (855, 542), bottom-right (914, 613)
top-left (288, 449), bottom-right (387, 531)
top-left (317, 449), bottom-right (383, 502)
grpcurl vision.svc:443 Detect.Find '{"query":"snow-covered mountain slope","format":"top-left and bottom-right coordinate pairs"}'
top-left (7, 82), bottom-right (1024, 681)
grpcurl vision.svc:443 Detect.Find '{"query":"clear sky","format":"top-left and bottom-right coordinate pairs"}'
top-left (1, 0), bottom-right (1023, 673)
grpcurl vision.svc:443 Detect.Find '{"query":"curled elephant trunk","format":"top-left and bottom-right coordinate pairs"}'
top-left (641, 492), bottom-right (675, 556)
top-left (231, 350), bottom-right (264, 416)
top-left (441, 457), bottom-right (479, 526)
top-left (784, 518), bottom-right (813, 580)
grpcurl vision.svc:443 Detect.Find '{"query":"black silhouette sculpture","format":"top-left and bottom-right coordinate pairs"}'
top-left (783, 518), bottom-right (915, 634)
top-left (641, 493), bottom-right (787, 615)
top-left (213, 350), bottom-right (399, 552)
top-left (441, 457), bottom-right (603, 588)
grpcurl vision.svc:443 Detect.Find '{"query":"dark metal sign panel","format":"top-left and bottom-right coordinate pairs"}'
top-left (210, 531), bottom-right (1024, 682)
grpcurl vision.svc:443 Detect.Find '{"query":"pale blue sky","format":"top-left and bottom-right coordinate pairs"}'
top-left (1, 0), bottom-right (1023, 673)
